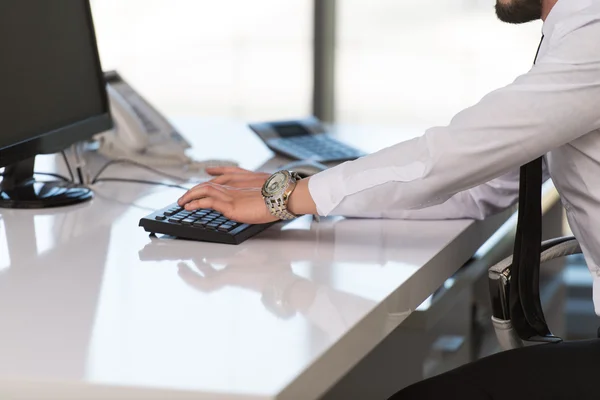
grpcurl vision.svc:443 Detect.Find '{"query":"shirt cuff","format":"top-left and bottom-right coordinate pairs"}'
top-left (307, 163), bottom-right (347, 216)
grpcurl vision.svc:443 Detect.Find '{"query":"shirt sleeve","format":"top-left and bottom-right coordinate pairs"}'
top-left (308, 23), bottom-right (600, 219)
top-left (320, 164), bottom-right (551, 220)
top-left (368, 169), bottom-right (523, 220)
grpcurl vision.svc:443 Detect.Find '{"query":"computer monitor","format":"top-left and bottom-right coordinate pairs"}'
top-left (0, 1), bottom-right (112, 209)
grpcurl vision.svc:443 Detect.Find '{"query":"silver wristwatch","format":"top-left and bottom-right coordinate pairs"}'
top-left (261, 170), bottom-right (301, 220)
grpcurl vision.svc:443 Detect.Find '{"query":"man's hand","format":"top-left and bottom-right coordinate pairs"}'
top-left (177, 167), bottom-right (276, 224)
top-left (177, 166), bottom-right (319, 224)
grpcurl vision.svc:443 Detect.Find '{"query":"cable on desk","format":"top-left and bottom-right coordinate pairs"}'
top-left (61, 150), bottom-right (75, 182)
top-left (91, 158), bottom-right (194, 185)
top-left (1, 157), bottom-right (192, 193)
top-left (93, 177), bottom-right (189, 190)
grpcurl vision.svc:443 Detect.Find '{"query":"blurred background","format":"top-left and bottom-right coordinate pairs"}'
top-left (90, 0), bottom-right (541, 130)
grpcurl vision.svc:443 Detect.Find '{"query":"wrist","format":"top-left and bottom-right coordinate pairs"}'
top-left (288, 178), bottom-right (318, 216)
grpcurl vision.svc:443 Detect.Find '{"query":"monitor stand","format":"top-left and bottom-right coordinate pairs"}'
top-left (0, 157), bottom-right (92, 209)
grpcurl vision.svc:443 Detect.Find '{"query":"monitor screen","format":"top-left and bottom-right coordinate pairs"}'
top-left (0, 0), bottom-right (109, 152)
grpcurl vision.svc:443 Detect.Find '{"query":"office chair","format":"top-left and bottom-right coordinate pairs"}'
top-left (488, 235), bottom-right (581, 350)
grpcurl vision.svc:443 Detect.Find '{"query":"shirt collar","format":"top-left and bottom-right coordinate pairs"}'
top-left (542, 0), bottom-right (594, 37)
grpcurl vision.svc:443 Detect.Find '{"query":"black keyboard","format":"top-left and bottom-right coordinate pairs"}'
top-left (266, 135), bottom-right (365, 162)
top-left (139, 203), bottom-right (274, 245)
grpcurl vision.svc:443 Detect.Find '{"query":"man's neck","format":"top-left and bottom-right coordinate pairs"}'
top-left (542, 0), bottom-right (559, 20)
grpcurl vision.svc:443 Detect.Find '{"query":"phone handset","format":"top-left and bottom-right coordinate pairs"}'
top-left (95, 71), bottom-right (238, 172)
top-left (105, 84), bottom-right (150, 153)
top-left (97, 81), bottom-right (191, 166)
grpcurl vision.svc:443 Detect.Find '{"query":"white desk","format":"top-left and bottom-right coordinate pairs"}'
top-left (0, 119), bottom-right (519, 399)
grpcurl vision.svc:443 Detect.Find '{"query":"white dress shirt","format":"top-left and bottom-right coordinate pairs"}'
top-left (309, 0), bottom-right (600, 313)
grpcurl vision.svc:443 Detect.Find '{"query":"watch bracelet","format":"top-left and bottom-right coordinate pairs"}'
top-left (264, 171), bottom-right (301, 220)
top-left (265, 196), bottom-right (297, 220)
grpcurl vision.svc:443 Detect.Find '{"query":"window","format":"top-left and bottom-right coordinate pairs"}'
top-left (336, 0), bottom-right (542, 129)
top-left (91, 0), bottom-right (312, 121)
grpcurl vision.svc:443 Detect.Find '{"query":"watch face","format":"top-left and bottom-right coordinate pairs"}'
top-left (264, 172), bottom-right (287, 196)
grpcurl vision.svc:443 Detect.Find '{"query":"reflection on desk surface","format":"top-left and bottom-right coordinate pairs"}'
top-left (0, 205), bottom-right (109, 381)
top-left (0, 186), bottom-right (473, 395)
top-left (141, 233), bottom-right (377, 339)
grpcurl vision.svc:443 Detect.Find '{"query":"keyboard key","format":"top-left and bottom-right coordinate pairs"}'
top-left (181, 218), bottom-right (195, 225)
top-left (155, 215), bottom-right (166, 221)
top-left (207, 223), bottom-right (220, 229)
top-left (168, 218), bottom-right (182, 223)
top-left (217, 225), bottom-right (232, 232)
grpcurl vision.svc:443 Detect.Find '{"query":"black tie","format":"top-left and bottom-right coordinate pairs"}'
top-left (509, 35), bottom-right (552, 339)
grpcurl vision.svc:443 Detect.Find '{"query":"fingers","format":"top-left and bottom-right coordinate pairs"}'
top-left (205, 166), bottom-right (251, 176)
top-left (210, 172), bottom-right (269, 186)
top-left (210, 174), bottom-right (243, 185)
top-left (182, 197), bottom-right (234, 215)
top-left (178, 184), bottom-right (232, 208)
top-left (213, 178), bottom-right (267, 189)
top-left (184, 180), bottom-right (233, 196)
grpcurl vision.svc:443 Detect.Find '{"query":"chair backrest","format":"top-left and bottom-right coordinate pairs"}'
top-left (488, 236), bottom-right (581, 350)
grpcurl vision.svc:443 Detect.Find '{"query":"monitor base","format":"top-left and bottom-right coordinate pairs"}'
top-left (0, 157), bottom-right (93, 209)
top-left (0, 181), bottom-right (93, 209)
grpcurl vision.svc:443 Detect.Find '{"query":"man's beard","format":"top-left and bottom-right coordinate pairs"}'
top-left (495, 0), bottom-right (542, 24)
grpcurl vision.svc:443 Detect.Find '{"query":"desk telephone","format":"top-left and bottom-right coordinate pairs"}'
top-left (248, 117), bottom-right (366, 163)
top-left (95, 70), bottom-right (231, 170)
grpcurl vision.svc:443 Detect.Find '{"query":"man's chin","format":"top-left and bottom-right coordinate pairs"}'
top-left (495, 1), bottom-right (542, 24)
